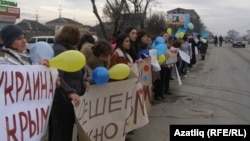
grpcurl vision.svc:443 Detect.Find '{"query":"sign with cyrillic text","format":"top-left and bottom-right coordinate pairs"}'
top-left (0, 65), bottom-right (58, 141)
top-left (74, 60), bottom-right (152, 141)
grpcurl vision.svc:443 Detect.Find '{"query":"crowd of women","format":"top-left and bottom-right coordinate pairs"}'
top-left (0, 24), bottom-right (208, 141)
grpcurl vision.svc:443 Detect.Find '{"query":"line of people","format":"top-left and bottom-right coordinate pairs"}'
top-left (152, 32), bottom-right (209, 101)
top-left (0, 24), bottom-right (208, 141)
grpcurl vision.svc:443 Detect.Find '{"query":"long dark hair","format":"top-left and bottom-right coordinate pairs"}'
top-left (125, 26), bottom-right (138, 61)
top-left (125, 26), bottom-right (136, 35)
top-left (115, 33), bottom-right (131, 62)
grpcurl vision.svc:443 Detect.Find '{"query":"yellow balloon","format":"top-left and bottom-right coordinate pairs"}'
top-left (179, 32), bottom-right (185, 39)
top-left (109, 63), bottom-right (130, 80)
top-left (157, 54), bottom-right (166, 65)
top-left (200, 38), bottom-right (207, 43)
top-left (167, 28), bottom-right (172, 35)
top-left (49, 50), bottom-right (86, 72)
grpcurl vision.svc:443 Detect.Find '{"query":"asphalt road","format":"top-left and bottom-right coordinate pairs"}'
top-left (127, 43), bottom-right (250, 141)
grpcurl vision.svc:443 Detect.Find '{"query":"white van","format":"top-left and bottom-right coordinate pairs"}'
top-left (27, 36), bottom-right (55, 50)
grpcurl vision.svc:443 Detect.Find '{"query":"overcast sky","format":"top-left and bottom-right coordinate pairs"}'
top-left (14, 0), bottom-right (250, 36)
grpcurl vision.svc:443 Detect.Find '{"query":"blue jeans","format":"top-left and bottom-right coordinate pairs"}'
top-left (178, 58), bottom-right (188, 75)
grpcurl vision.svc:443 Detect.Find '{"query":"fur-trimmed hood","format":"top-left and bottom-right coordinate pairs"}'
top-left (80, 43), bottom-right (110, 69)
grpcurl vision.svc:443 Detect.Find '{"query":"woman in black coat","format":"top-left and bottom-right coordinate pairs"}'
top-left (49, 24), bottom-right (88, 141)
top-left (188, 35), bottom-right (197, 67)
top-left (200, 38), bottom-right (208, 60)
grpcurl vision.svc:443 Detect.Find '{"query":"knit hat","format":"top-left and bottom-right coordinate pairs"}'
top-left (0, 24), bottom-right (24, 47)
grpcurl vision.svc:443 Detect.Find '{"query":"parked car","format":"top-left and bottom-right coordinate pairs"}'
top-left (207, 37), bottom-right (214, 43)
top-left (26, 36), bottom-right (55, 50)
top-left (224, 37), bottom-right (232, 43)
top-left (232, 37), bottom-right (246, 48)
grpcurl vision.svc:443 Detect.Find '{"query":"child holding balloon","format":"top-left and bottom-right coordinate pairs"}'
top-left (80, 39), bottom-right (113, 84)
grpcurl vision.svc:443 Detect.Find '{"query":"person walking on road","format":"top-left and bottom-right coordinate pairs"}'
top-left (219, 35), bottom-right (223, 47)
top-left (214, 35), bottom-right (218, 47)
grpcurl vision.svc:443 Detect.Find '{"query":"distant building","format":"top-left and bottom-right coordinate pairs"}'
top-left (16, 19), bottom-right (53, 40)
top-left (119, 13), bottom-right (147, 30)
top-left (45, 17), bottom-right (91, 35)
top-left (167, 8), bottom-right (201, 33)
top-left (167, 8), bottom-right (200, 20)
top-left (0, 1), bottom-right (20, 29)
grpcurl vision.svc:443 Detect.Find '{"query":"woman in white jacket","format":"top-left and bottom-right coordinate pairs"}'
top-left (0, 24), bottom-right (48, 65)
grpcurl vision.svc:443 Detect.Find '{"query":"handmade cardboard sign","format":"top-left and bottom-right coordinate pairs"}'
top-left (74, 60), bottom-right (152, 141)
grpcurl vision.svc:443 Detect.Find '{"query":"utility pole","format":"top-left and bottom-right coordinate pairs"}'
top-left (58, 4), bottom-right (63, 24)
top-left (35, 11), bottom-right (39, 22)
top-left (35, 11), bottom-right (39, 35)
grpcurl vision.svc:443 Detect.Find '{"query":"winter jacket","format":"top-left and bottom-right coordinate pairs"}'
top-left (137, 42), bottom-right (150, 59)
top-left (128, 40), bottom-right (138, 62)
top-left (180, 41), bottom-right (192, 56)
top-left (0, 47), bottom-right (31, 65)
top-left (110, 48), bottom-right (133, 68)
top-left (80, 43), bottom-right (110, 84)
top-left (53, 40), bottom-right (85, 105)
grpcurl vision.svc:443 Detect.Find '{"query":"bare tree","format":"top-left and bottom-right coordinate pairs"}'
top-left (90, 0), bottom-right (108, 39)
top-left (146, 12), bottom-right (167, 36)
top-left (103, 0), bottom-right (128, 36)
top-left (127, 0), bottom-right (152, 29)
top-left (91, 0), bottom-right (154, 39)
top-left (227, 30), bottom-right (240, 38)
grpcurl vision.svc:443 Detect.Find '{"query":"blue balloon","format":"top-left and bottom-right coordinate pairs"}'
top-left (151, 36), bottom-right (168, 55)
top-left (29, 41), bottom-right (54, 64)
top-left (155, 36), bottom-right (165, 45)
top-left (157, 44), bottom-right (167, 55)
top-left (175, 33), bottom-right (179, 39)
top-left (151, 40), bottom-right (156, 48)
top-left (92, 67), bottom-right (109, 85)
top-left (188, 23), bottom-right (194, 30)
